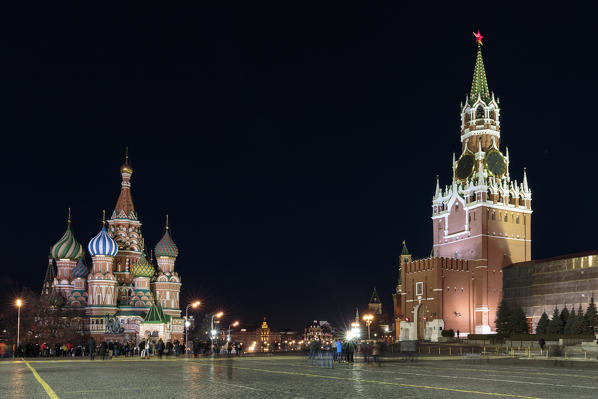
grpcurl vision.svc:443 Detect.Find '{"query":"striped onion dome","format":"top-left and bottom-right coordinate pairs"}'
top-left (131, 253), bottom-right (154, 278)
top-left (154, 229), bottom-right (178, 258)
top-left (88, 227), bottom-right (118, 257)
top-left (71, 258), bottom-right (89, 278)
top-left (51, 225), bottom-right (84, 260)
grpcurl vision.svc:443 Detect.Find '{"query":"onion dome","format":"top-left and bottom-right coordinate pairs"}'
top-left (88, 210), bottom-right (118, 257)
top-left (131, 253), bottom-right (155, 278)
top-left (154, 214), bottom-right (179, 258)
top-left (51, 209), bottom-right (85, 260)
top-left (71, 258), bottom-right (89, 278)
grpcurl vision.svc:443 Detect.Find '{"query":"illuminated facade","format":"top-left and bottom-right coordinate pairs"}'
top-left (396, 35), bottom-right (531, 340)
top-left (43, 151), bottom-right (184, 342)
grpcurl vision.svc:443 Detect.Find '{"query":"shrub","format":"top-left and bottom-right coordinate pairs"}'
top-left (441, 329), bottom-right (455, 337)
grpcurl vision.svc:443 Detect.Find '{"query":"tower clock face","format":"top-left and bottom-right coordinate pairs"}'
top-left (485, 150), bottom-right (505, 176)
top-left (456, 154), bottom-right (475, 180)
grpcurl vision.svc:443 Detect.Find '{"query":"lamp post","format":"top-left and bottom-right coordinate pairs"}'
top-left (227, 321), bottom-right (239, 342)
top-left (16, 299), bottom-right (22, 357)
top-left (363, 314), bottom-right (374, 340)
top-left (185, 301), bottom-right (201, 353)
top-left (210, 311), bottom-right (223, 353)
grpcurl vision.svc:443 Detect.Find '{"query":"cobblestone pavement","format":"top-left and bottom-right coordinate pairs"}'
top-left (2, 356), bottom-right (598, 398)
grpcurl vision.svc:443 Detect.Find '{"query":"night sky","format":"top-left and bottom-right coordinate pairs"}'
top-left (2, 4), bottom-right (598, 330)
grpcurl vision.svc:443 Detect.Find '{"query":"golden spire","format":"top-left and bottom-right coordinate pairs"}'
top-left (67, 207), bottom-right (71, 226)
top-left (120, 146), bottom-right (133, 174)
top-left (165, 214), bottom-right (169, 230)
top-left (102, 209), bottom-right (106, 227)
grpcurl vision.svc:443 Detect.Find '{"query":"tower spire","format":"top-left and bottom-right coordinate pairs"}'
top-left (469, 31), bottom-right (491, 104)
top-left (67, 207), bottom-right (71, 226)
top-left (165, 214), bottom-right (169, 230)
top-left (112, 148), bottom-right (137, 220)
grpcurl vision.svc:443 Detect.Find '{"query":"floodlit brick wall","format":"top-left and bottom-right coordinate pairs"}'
top-left (503, 251), bottom-right (598, 330)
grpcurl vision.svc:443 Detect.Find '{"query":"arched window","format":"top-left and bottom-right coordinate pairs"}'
top-left (476, 106), bottom-right (484, 119)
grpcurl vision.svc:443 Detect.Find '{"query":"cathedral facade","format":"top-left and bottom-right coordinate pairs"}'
top-left (43, 152), bottom-right (184, 342)
top-left (394, 35), bottom-right (531, 340)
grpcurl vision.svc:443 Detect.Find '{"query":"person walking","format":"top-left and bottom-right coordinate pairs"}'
top-left (372, 342), bottom-right (381, 366)
top-left (336, 339), bottom-right (343, 362)
top-left (88, 338), bottom-right (96, 360)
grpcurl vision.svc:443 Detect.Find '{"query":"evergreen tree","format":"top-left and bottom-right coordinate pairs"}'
top-left (560, 306), bottom-right (570, 327)
top-left (495, 298), bottom-right (511, 336)
top-left (547, 307), bottom-right (563, 334)
top-left (573, 304), bottom-right (586, 334)
top-left (584, 296), bottom-right (598, 334)
top-left (536, 311), bottom-right (549, 334)
top-left (564, 308), bottom-right (576, 334)
top-left (510, 306), bottom-right (528, 334)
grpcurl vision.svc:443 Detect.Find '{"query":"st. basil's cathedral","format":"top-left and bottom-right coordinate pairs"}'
top-left (42, 151), bottom-right (184, 342)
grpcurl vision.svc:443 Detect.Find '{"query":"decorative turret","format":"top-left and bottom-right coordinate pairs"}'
top-left (131, 252), bottom-right (154, 278)
top-left (41, 250), bottom-right (56, 296)
top-left (71, 258), bottom-right (89, 279)
top-left (51, 208), bottom-right (84, 260)
top-left (112, 147), bottom-right (136, 221)
top-left (68, 258), bottom-right (89, 308)
top-left (368, 287), bottom-right (382, 314)
top-left (151, 214), bottom-right (182, 318)
top-left (88, 211), bottom-right (118, 258)
top-left (52, 209), bottom-right (84, 298)
top-left (154, 214), bottom-right (179, 260)
top-left (86, 210), bottom-right (118, 313)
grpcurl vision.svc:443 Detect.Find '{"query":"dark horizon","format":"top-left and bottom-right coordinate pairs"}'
top-left (2, 4), bottom-right (598, 330)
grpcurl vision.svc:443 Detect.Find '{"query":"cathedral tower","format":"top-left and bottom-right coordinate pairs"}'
top-left (50, 209), bottom-right (85, 298)
top-left (152, 215), bottom-right (182, 318)
top-left (107, 148), bottom-right (143, 285)
top-left (86, 211), bottom-right (119, 328)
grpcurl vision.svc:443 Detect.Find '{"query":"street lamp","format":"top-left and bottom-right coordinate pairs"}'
top-left (185, 301), bottom-right (201, 353)
top-left (16, 299), bottom-right (22, 357)
top-left (210, 311), bottom-right (224, 353)
top-left (227, 321), bottom-right (239, 342)
top-left (363, 314), bottom-right (374, 340)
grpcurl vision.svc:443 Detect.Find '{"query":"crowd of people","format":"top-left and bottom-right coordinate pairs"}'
top-left (1, 337), bottom-right (247, 360)
top-left (308, 339), bottom-right (383, 365)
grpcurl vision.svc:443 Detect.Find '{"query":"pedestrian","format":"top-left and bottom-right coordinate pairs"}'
top-left (174, 340), bottom-right (180, 357)
top-left (100, 342), bottom-right (107, 360)
top-left (538, 337), bottom-right (546, 351)
top-left (345, 339), bottom-right (355, 363)
top-left (457, 330), bottom-right (460, 339)
top-left (158, 339), bottom-right (165, 359)
top-left (139, 340), bottom-right (146, 359)
top-left (372, 342), bottom-right (381, 366)
top-left (88, 338), bottom-right (96, 360)
top-left (336, 339), bottom-right (343, 362)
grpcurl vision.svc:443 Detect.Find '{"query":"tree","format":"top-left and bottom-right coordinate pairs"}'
top-left (510, 306), bottom-right (528, 334)
top-left (560, 306), bottom-right (570, 327)
top-left (547, 307), bottom-right (563, 334)
top-left (495, 298), bottom-right (511, 336)
top-left (564, 308), bottom-right (576, 334)
top-left (573, 304), bottom-right (586, 335)
top-left (584, 296), bottom-right (598, 334)
top-left (536, 311), bottom-right (549, 334)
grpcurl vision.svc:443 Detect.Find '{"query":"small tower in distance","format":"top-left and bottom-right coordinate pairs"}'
top-left (368, 287), bottom-right (383, 315)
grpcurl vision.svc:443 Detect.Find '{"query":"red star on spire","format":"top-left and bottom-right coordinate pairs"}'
top-left (473, 30), bottom-right (484, 45)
